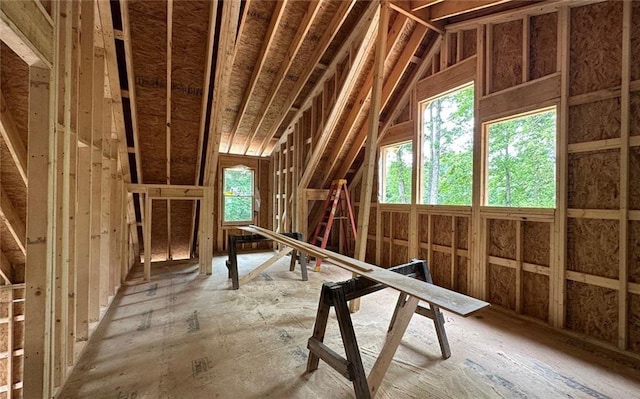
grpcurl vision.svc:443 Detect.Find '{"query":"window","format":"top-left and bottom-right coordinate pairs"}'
top-left (223, 167), bottom-right (254, 224)
top-left (485, 108), bottom-right (556, 208)
top-left (380, 141), bottom-right (413, 204)
top-left (420, 84), bottom-right (474, 205)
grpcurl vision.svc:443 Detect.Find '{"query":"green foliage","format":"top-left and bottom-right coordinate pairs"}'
top-left (487, 110), bottom-right (556, 208)
top-left (223, 168), bottom-right (254, 222)
top-left (381, 142), bottom-right (413, 203)
top-left (421, 84), bottom-right (474, 205)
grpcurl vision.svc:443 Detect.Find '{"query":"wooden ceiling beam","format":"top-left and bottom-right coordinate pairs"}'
top-left (0, 0), bottom-right (53, 66)
top-left (428, 0), bottom-right (511, 21)
top-left (277, 1), bottom-right (378, 152)
top-left (0, 251), bottom-right (13, 285)
top-left (226, 0), bottom-right (288, 153)
top-left (298, 6), bottom-right (380, 190)
top-left (256, 0), bottom-right (357, 156)
top-left (0, 94), bottom-right (28, 185)
top-left (233, 0), bottom-right (252, 60)
top-left (389, 1), bottom-right (444, 34)
top-left (241, 0), bottom-right (322, 155)
top-left (203, 0), bottom-right (241, 186)
top-left (318, 14), bottom-right (412, 187)
top-left (411, 0), bottom-right (444, 11)
top-left (0, 189), bottom-right (26, 256)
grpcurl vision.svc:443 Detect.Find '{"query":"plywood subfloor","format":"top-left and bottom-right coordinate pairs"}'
top-left (59, 253), bottom-right (640, 398)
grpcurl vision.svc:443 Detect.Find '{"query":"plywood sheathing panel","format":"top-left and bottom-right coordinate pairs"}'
top-left (365, 239), bottom-right (376, 264)
top-left (432, 215), bottom-right (452, 246)
top-left (171, 0), bottom-right (209, 185)
top-left (0, 43), bottom-right (29, 149)
top-left (568, 150), bottom-right (620, 209)
top-left (630, 1), bottom-right (640, 82)
top-left (566, 281), bottom-right (618, 345)
top-left (431, 251), bottom-right (452, 289)
top-left (393, 212), bottom-right (409, 241)
top-left (151, 200), bottom-right (168, 261)
top-left (629, 221), bottom-right (640, 284)
top-left (631, 93), bottom-right (640, 137)
top-left (488, 219), bottom-right (516, 259)
top-left (382, 61), bottom-right (417, 122)
top-left (0, 140), bottom-right (26, 219)
top-left (456, 217), bottom-right (469, 250)
top-left (418, 214), bottom-right (429, 243)
top-left (0, 224), bottom-right (23, 271)
top-left (130, 0), bottom-right (167, 184)
top-left (488, 263), bottom-right (516, 311)
top-left (392, 244), bottom-right (408, 267)
top-left (569, 2), bottom-right (622, 96)
top-left (523, 271), bottom-right (549, 322)
top-left (523, 221), bottom-right (550, 266)
top-left (567, 218), bottom-right (619, 279)
top-left (461, 29), bottom-right (476, 60)
top-left (630, 148), bottom-right (640, 210)
top-left (457, 256), bottom-right (469, 295)
top-left (529, 12), bottom-right (557, 80)
top-left (382, 242), bottom-right (391, 268)
top-left (629, 294), bottom-right (640, 353)
top-left (568, 98), bottom-right (621, 144)
top-left (368, 209), bottom-right (376, 236)
top-left (382, 211), bottom-right (390, 238)
top-left (491, 19), bottom-right (522, 94)
top-left (170, 200), bottom-right (194, 260)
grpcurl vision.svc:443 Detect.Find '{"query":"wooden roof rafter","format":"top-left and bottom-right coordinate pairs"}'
top-left (389, 0), bottom-right (444, 34)
top-left (298, 5), bottom-right (381, 190)
top-left (225, 0), bottom-right (288, 153)
top-left (317, 13), bottom-right (413, 188)
top-left (256, 0), bottom-right (358, 156)
top-left (0, 0), bottom-right (53, 66)
top-left (428, 0), bottom-right (512, 21)
top-left (0, 251), bottom-right (13, 284)
top-left (0, 93), bottom-right (28, 185)
top-left (241, 0), bottom-right (323, 156)
top-left (0, 189), bottom-right (26, 256)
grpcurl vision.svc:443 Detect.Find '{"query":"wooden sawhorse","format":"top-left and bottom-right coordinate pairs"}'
top-left (226, 232), bottom-right (308, 289)
top-left (306, 260), bottom-right (450, 398)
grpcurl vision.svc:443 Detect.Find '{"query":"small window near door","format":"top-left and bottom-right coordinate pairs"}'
top-left (223, 167), bottom-right (254, 224)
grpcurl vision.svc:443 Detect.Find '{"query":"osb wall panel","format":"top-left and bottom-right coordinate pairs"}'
top-left (529, 12), bottom-right (557, 80)
top-left (566, 281), bottom-right (618, 345)
top-left (418, 214), bottom-right (429, 243)
top-left (569, 2), bottom-right (622, 96)
top-left (419, 248), bottom-right (428, 266)
top-left (368, 210), bottom-right (376, 236)
top-left (456, 256), bottom-right (469, 295)
top-left (151, 200), bottom-right (168, 260)
top-left (523, 221), bottom-right (550, 266)
top-left (461, 29), bottom-right (476, 60)
top-left (448, 33), bottom-right (457, 66)
top-left (568, 98), bottom-right (621, 144)
top-left (630, 148), bottom-right (640, 210)
top-left (488, 263), bottom-right (516, 311)
top-left (630, 221), bottom-right (640, 284)
top-left (432, 215), bottom-right (452, 246)
top-left (382, 211), bottom-right (391, 238)
top-left (567, 218), bottom-right (619, 279)
top-left (0, 43), bottom-right (29, 148)
top-left (393, 212), bottom-right (409, 241)
top-left (170, 200), bottom-right (194, 259)
top-left (568, 150), bottom-right (620, 209)
top-left (488, 219), bottom-right (516, 259)
top-left (382, 242), bottom-right (391, 268)
top-left (366, 239), bottom-right (376, 265)
top-left (632, 93), bottom-right (640, 137)
top-left (630, 1), bottom-right (640, 81)
top-left (522, 271), bottom-right (549, 322)
top-left (431, 251), bottom-right (452, 289)
top-left (0, 224), bottom-right (24, 271)
top-left (491, 19), bottom-right (523, 93)
top-left (391, 244), bottom-right (408, 267)
top-left (456, 217), bottom-right (469, 250)
top-left (1, 139), bottom-right (27, 220)
top-left (629, 294), bottom-right (640, 353)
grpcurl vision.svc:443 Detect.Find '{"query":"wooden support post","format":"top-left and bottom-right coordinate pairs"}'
top-left (144, 194), bottom-right (152, 281)
top-left (166, 0), bottom-right (173, 261)
top-left (351, 0), bottom-right (388, 313)
top-left (100, 107), bottom-right (111, 305)
top-left (24, 64), bottom-right (51, 399)
top-left (515, 220), bottom-right (523, 314)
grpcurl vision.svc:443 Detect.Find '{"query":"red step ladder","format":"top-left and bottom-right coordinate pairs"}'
top-left (309, 179), bottom-right (357, 271)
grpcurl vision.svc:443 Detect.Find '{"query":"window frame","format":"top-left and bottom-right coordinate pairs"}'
top-left (482, 105), bottom-right (558, 209)
top-left (221, 166), bottom-right (255, 226)
top-left (379, 140), bottom-right (413, 204)
top-left (417, 82), bottom-right (475, 206)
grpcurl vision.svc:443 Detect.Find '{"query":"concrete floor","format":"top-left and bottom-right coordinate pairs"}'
top-left (59, 252), bottom-right (640, 398)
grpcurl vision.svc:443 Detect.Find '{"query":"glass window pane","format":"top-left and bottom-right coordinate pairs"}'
top-left (486, 109), bottom-right (556, 208)
top-left (224, 197), bottom-right (253, 222)
top-left (420, 84), bottom-right (474, 205)
top-left (224, 169), bottom-right (254, 196)
top-left (380, 142), bottom-right (413, 204)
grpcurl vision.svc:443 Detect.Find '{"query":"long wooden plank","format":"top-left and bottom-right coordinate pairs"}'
top-left (241, 226), bottom-right (489, 316)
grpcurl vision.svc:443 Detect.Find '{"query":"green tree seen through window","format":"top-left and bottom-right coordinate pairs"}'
top-left (223, 168), bottom-right (254, 223)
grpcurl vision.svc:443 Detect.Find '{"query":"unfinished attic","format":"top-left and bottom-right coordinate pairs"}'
top-left (1, 0), bottom-right (640, 397)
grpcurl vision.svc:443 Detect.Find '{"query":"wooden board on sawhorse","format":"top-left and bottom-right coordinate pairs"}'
top-left (306, 260), bottom-right (456, 399)
top-left (226, 232), bottom-right (307, 289)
